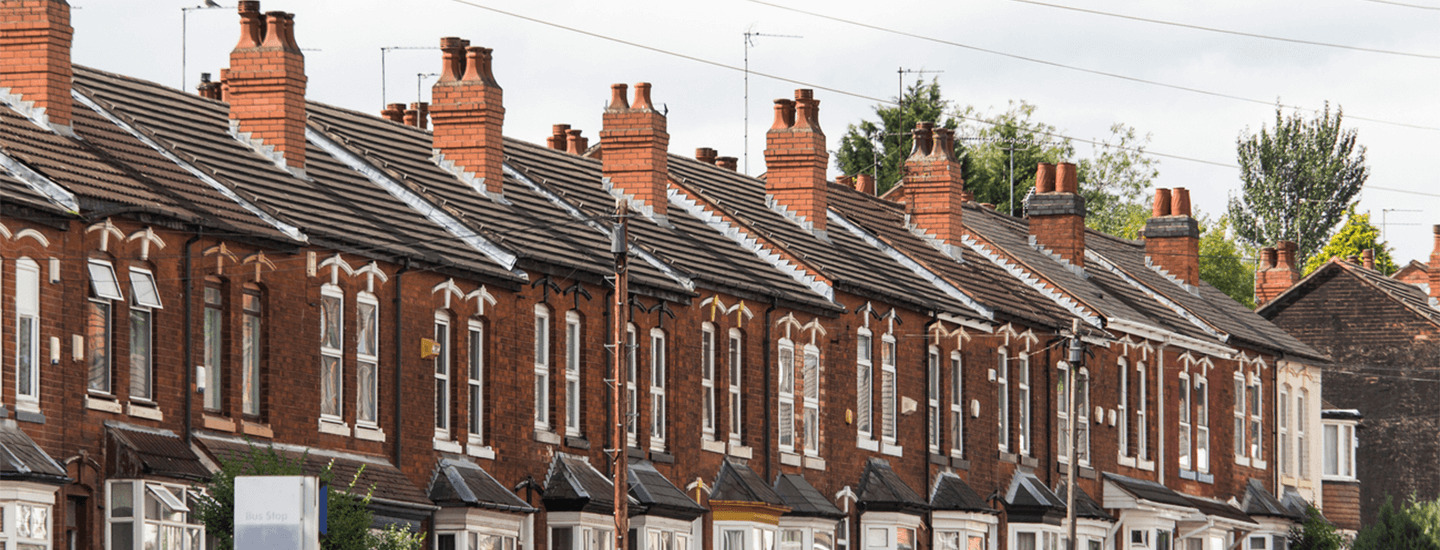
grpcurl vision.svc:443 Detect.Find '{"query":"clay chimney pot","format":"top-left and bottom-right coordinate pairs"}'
top-left (1171, 187), bottom-right (1192, 218)
top-left (1153, 189), bottom-right (1172, 217)
top-left (1035, 163), bottom-right (1056, 194)
top-left (608, 83), bottom-right (629, 111)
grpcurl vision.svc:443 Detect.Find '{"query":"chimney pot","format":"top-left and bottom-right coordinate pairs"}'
top-left (1171, 187), bottom-right (1192, 218)
top-left (1153, 189), bottom-right (1172, 217)
top-left (1055, 162), bottom-right (1078, 194)
top-left (771, 99), bottom-right (795, 130)
top-left (716, 156), bottom-right (738, 171)
top-left (981, 203), bottom-right (996, 211)
top-left (548, 124), bottom-right (571, 149)
top-left (1260, 247), bottom-right (1277, 270)
top-left (608, 83), bottom-right (629, 111)
top-left (1035, 163), bottom-right (1056, 194)
top-left (856, 173), bottom-right (876, 195)
top-left (695, 147), bottom-right (718, 165)
top-left (632, 82), bottom-right (655, 111)
top-left (1256, 242), bottom-right (1300, 306)
top-left (381, 103), bottom-right (405, 123)
top-left (910, 123), bottom-right (934, 159)
top-left (565, 129), bottom-right (588, 155)
top-left (1363, 248), bottom-right (1375, 270)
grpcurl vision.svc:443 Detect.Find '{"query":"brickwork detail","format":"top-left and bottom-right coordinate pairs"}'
top-left (225, 2), bottom-right (306, 169)
top-left (0, 0), bottom-right (72, 128)
top-left (600, 82), bottom-right (668, 216)
top-left (764, 90), bottom-right (827, 231)
top-left (429, 37), bottom-right (505, 194)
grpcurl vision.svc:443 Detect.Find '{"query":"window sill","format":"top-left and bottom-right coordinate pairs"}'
top-left (127, 403), bottom-right (163, 421)
top-left (1235, 456), bottom-right (1251, 468)
top-left (241, 421), bottom-right (273, 438)
top-left (857, 437), bottom-right (879, 452)
top-left (202, 414), bottom-right (236, 432)
top-left (728, 442), bottom-right (753, 459)
top-left (355, 425), bottom-right (386, 442)
top-left (1117, 454), bottom-right (1136, 468)
top-left (1252, 459), bottom-right (1268, 470)
top-left (467, 444), bottom-right (495, 459)
top-left (1179, 469), bottom-right (1214, 484)
top-left (881, 442), bottom-right (904, 457)
top-left (650, 450), bottom-right (674, 464)
top-left (649, 439), bottom-right (667, 453)
top-left (1136, 458), bottom-right (1155, 471)
top-left (433, 438), bottom-right (462, 453)
top-left (318, 419), bottom-right (351, 437)
top-left (85, 395), bottom-right (122, 414)
top-left (535, 430), bottom-right (562, 445)
top-left (1322, 476), bottom-right (1358, 484)
top-left (803, 456), bottom-right (826, 471)
top-left (1020, 455), bottom-right (1039, 468)
top-left (701, 438), bottom-right (727, 454)
top-left (15, 401), bottom-right (39, 415)
top-left (565, 436), bottom-right (591, 450)
top-left (15, 409), bottom-right (44, 425)
top-left (999, 451), bottom-right (1018, 464)
top-left (780, 452), bottom-right (802, 466)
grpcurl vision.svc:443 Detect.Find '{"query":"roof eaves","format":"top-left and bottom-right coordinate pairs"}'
top-left (960, 233), bottom-right (1102, 327)
top-left (306, 126), bottom-right (524, 277)
top-left (828, 209), bottom-right (992, 321)
top-left (668, 180), bottom-right (834, 303)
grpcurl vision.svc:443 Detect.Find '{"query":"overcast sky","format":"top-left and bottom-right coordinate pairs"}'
top-left (69, 0), bottom-right (1440, 263)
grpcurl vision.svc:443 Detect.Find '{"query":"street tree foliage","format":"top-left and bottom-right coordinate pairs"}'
top-left (1198, 214), bottom-right (1256, 308)
top-left (1288, 506), bottom-right (1348, 550)
top-left (834, 81), bottom-right (1158, 228)
top-left (1228, 103), bottom-right (1369, 269)
top-left (193, 442), bottom-right (425, 550)
top-left (1351, 496), bottom-right (1440, 550)
top-left (1303, 206), bottom-right (1397, 275)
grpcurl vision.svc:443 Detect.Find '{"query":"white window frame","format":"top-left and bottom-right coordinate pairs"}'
top-left (468, 319), bottom-right (485, 444)
top-left (1249, 373), bottom-right (1264, 465)
top-left (128, 269), bottom-right (160, 403)
top-left (1179, 373), bottom-right (1193, 471)
top-left (547, 513), bottom-right (613, 550)
top-left (860, 513), bottom-right (921, 550)
top-left (1058, 363), bottom-right (1091, 467)
top-left (856, 328), bottom-right (874, 440)
top-left (997, 348), bottom-right (1009, 453)
top-left (319, 283), bottom-right (344, 422)
top-left (880, 334), bottom-right (898, 444)
top-left (627, 323), bottom-right (639, 447)
top-left (928, 346), bottom-right (941, 455)
top-left (1279, 385), bottom-right (1290, 477)
top-left (779, 517), bottom-right (840, 550)
top-left (1077, 368), bottom-right (1090, 466)
top-left (566, 311), bottom-right (582, 437)
top-left (1296, 390), bottom-right (1307, 478)
top-left (1136, 361), bottom-right (1148, 462)
top-left (1323, 420), bottom-right (1357, 480)
top-left (650, 327), bottom-right (667, 450)
top-left (201, 282), bottom-right (223, 412)
top-left (702, 323), bottom-right (718, 438)
top-left (355, 292), bottom-right (380, 427)
top-left (728, 329), bottom-right (743, 445)
top-left (1234, 372), bottom-right (1247, 463)
top-left (16, 258), bottom-right (41, 406)
top-left (1195, 377), bottom-right (1210, 473)
top-left (88, 261), bottom-right (121, 396)
top-left (715, 520), bottom-right (777, 550)
top-left (1018, 353), bottom-right (1031, 456)
top-left (241, 286), bottom-right (263, 418)
top-left (949, 351), bottom-right (963, 458)
top-left (1118, 357), bottom-right (1129, 461)
top-left (105, 479), bottom-right (204, 550)
top-left (778, 338), bottom-right (797, 452)
top-left (435, 311), bottom-right (453, 438)
top-left (534, 305), bottom-right (552, 433)
top-left (802, 344), bottom-right (821, 456)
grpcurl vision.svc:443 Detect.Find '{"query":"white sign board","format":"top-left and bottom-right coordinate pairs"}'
top-left (235, 475), bottom-right (320, 550)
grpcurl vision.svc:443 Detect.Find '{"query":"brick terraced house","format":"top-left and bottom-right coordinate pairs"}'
top-left (0, 2), bottom-right (1339, 549)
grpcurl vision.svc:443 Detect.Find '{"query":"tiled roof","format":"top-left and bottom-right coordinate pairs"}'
top-left (629, 460), bottom-right (706, 520)
top-left (929, 472), bottom-right (996, 514)
top-left (710, 459), bottom-right (784, 506)
top-left (1184, 495), bottom-right (1258, 526)
top-left (197, 432), bottom-right (432, 508)
top-left (774, 473), bottom-right (844, 518)
top-left (544, 453), bottom-right (634, 514)
top-left (1306, 259), bottom-right (1440, 329)
top-left (0, 419), bottom-right (66, 483)
top-left (1004, 470), bottom-right (1064, 510)
top-left (73, 66), bottom-right (521, 284)
top-left (855, 458), bottom-right (927, 513)
top-left (429, 458), bottom-right (534, 513)
top-left (1102, 472), bottom-right (1194, 510)
top-left (1052, 482), bottom-right (1110, 521)
top-left (1242, 478), bottom-right (1301, 521)
top-left (107, 422), bottom-right (210, 482)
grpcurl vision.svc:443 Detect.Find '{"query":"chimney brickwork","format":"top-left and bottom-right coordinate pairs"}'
top-left (764, 89), bottom-right (828, 232)
top-left (1142, 187), bottom-right (1202, 286)
top-left (0, 0), bottom-right (73, 129)
top-left (1255, 240), bottom-right (1299, 306)
top-left (1027, 162), bottom-right (1087, 267)
top-left (600, 82), bottom-right (669, 217)
top-left (902, 123), bottom-right (966, 247)
top-left (1429, 225), bottom-right (1440, 303)
top-left (227, 2), bottom-right (307, 169)
top-left (430, 37), bottom-right (505, 194)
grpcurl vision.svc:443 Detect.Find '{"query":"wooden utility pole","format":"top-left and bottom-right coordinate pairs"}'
top-left (611, 201), bottom-right (630, 550)
top-left (1065, 318), bottom-right (1081, 550)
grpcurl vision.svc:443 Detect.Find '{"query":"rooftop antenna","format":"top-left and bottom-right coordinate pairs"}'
top-left (417, 73), bottom-right (440, 103)
top-left (744, 28), bottom-right (802, 175)
top-left (897, 67), bottom-right (943, 110)
top-left (180, 1), bottom-right (227, 91)
top-left (1381, 208), bottom-right (1421, 244)
top-left (380, 46), bottom-right (440, 107)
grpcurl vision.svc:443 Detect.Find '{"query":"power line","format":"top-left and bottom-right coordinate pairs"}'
top-left (1362, 0), bottom-right (1440, 10)
top-left (440, 0), bottom-right (1238, 170)
top-left (741, 0), bottom-right (1440, 133)
top-left (1011, 0), bottom-right (1440, 60)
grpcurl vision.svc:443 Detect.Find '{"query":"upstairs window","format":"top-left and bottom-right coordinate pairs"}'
top-left (802, 345), bottom-right (820, 455)
top-left (241, 287), bottom-right (263, 417)
top-left (87, 260), bottom-right (123, 395)
top-left (1118, 358), bottom-right (1129, 457)
top-left (1058, 363), bottom-right (1089, 465)
top-left (566, 312), bottom-right (582, 437)
top-left (1323, 421), bottom-right (1356, 480)
top-left (728, 329), bottom-right (743, 443)
top-left (949, 351), bottom-right (963, 457)
top-left (1136, 362), bottom-right (1148, 461)
top-left (319, 284), bottom-right (344, 420)
top-left (202, 282), bottom-right (223, 412)
top-left (534, 306), bottom-right (552, 432)
top-left (880, 335), bottom-right (898, 443)
top-left (1195, 377), bottom-right (1210, 472)
top-left (1180, 375), bottom-right (1193, 471)
top-left (128, 269), bottom-right (163, 403)
top-left (1296, 390), bottom-right (1308, 477)
top-left (435, 312), bottom-right (453, 436)
top-left (649, 328), bottom-right (667, 450)
top-left (626, 324), bottom-right (638, 447)
top-left (16, 258), bottom-right (41, 405)
top-left (928, 347), bottom-right (941, 454)
top-left (356, 293), bottom-right (379, 426)
top-left (856, 329), bottom-right (873, 438)
top-left (468, 320), bottom-right (486, 443)
top-left (778, 339), bottom-right (796, 452)
top-left (1279, 385), bottom-right (1290, 475)
top-left (1017, 353), bottom-right (1031, 456)
top-left (997, 348), bottom-right (1010, 453)
top-left (701, 324), bottom-right (717, 437)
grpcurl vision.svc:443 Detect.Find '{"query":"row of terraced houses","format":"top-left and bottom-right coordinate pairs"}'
top-left (0, 2), bottom-right (1361, 549)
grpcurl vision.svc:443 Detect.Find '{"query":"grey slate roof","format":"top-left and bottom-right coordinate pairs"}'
top-left (429, 459), bottom-right (534, 513)
top-left (1242, 478), bottom-right (1302, 521)
top-left (197, 432), bottom-right (432, 507)
top-left (629, 460), bottom-right (706, 520)
top-left (1003, 470), bottom-right (1064, 525)
top-left (929, 472), bottom-right (996, 514)
top-left (1102, 472), bottom-right (1195, 510)
top-left (1185, 495), bottom-right (1258, 526)
top-left (710, 459), bottom-right (785, 507)
top-left (774, 473), bottom-right (844, 518)
top-left (855, 458), bottom-right (927, 514)
top-left (0, 419), bottom-right (66, 484)
top-left (544, 453), bottom-right (624, 514)
top-left (1279, 487), bottom-right (1314, 519)
top-left (1052, 482), bottom-right (1110, 521)
top-left (107, 422), bottom-right (210, 482)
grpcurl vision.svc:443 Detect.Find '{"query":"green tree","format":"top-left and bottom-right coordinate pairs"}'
top-left (1228, 103), bottom-right (1369, 268)
top-left (1352, 496), bottom-right (1440, 550)
top-left (1198, 214), bottom-right (1257, 308)
top-left (956, 100), bottom-right (1074, 215)
top-left (835, 78), bottom-right (959, 195)
top-left (1077, 123), bottom-right (1160, 237)
top-left (1288, 505), bottom-right (1348, 550)
top-left (193, 442), bottom-right (425, 550)
top-left (1302, 206), bottom-right (1397, 275)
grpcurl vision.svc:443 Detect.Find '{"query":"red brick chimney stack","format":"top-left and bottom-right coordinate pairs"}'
top-left (1255, 241), bottom-right (1299, 306)
top-left (429, 37), bottom-right (505, 194)
top-left (565, 129), bottom-right (588, 155)
top-left (547, 124), bottom-right (570, 149)
top-left (600, 82), bottom-right (670, 217)
top-left (1429, 225), bottom-right (1440, 302)
top-left (902, 123), bottom-right (967, 248)
top-left (0, 0), bottom-right (73, 130)
top-left (227, 2), bottom-right (307, 169)
top-left (1362, 248), bottom-right (1375, 270)
top-left (764, 89), bottom-right (829, 232)
top-left (1141, 187), bottom-right (1201, 285)
top-left (381, 103), bottom-right (405, 123)
top-left (1027, 162), bottom-right (1087, 267)
top-left (715, 156), bottom-right (738, 171)
top-left (197, 73), bottom-right (223, 101)
top-left (404, 102), bottom-right (428, 129)
top-left (696, 147), bottom-right (718, 165)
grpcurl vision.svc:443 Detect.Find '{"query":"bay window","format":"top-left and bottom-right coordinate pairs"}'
top-left (106, 479), bottom-right (204, 550)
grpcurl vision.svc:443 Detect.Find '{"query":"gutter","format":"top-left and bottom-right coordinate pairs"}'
top-left (1106, 318), bottom-right (1235, 358)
